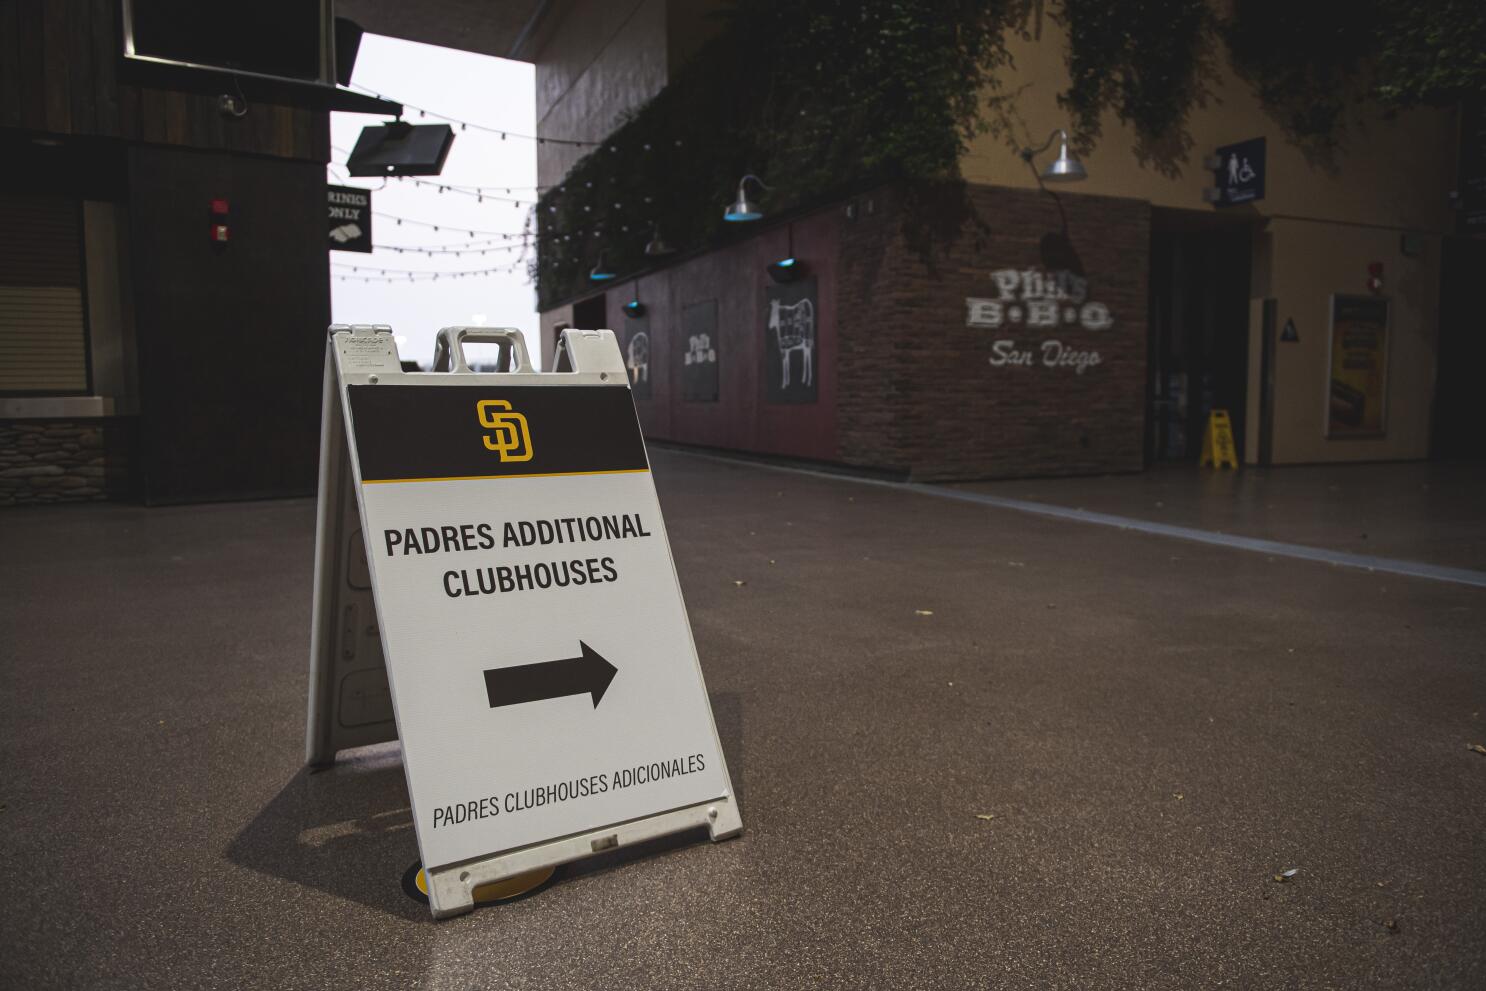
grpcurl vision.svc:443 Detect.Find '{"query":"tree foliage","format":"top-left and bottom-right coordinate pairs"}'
top-left (533, 0), bottom-right (1485, 306)
top-left (533, 0), bottom-right (1031, 307)
top-left (1225, 0), bottom-right (1486, 149)
top-left (1057, 0), bottom-right (1212, 144)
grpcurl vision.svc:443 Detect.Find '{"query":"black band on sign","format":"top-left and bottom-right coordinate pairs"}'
top-left (348, 384), bottom-right (649, 483)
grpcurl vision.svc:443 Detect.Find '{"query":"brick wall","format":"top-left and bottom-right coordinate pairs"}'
top-left (545, 180), bottom-right (1151, 480)
top-left (0, 419), bottom-right (134, 506)
top-left (838, 183), bottom-right (1150, 480)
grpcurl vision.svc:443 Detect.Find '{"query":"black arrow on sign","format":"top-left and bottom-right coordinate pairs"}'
top-left (483, 641), bottom-right (618, 710)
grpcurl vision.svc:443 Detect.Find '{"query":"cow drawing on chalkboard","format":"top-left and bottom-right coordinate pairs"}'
top-left (626, 331), bottom-right (649, 385)
top-left (768, 297), bottom-right (814, 389)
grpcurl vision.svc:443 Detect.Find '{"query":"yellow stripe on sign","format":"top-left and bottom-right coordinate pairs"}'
top-left (361, 468), bottom-right (651, 485)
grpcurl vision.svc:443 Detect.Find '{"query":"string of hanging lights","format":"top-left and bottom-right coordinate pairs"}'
top-left (325, 141), bottom-right (787, 287)
top-left (346, 84), bottom-right (608, 148)
top-left (374, 240), bottom-right (532, 256)
top-left (370, 210), bottom-right (530, 237)
top-left (332, 261), bottom-right (524, 276)
top-left (331, 261), bottom-right (531, 283)
top-left (329, 148), bottom-right (544, 204)
top-left (332, 271), bottom-right (523, 283)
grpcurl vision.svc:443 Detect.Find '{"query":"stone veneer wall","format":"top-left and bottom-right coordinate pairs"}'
top-left (0, 419), bottom-right (134, 506)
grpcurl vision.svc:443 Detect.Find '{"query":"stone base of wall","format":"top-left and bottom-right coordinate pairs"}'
top-left (0, 418), bottom-right (136, 506)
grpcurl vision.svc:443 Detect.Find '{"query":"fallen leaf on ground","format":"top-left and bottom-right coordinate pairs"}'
top-left (1468, 743), bottom-right (1486, 756)
top-left (1173, 793), bottom-right (1184, 801)
top-left (974, 814), bottom-right (997, 821)
top-left (914, 609), bottom-right (933, 616)
top-left (1273, 868), bottom-right (1300, 883)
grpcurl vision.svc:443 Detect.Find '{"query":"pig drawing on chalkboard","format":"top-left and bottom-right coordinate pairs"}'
top-left (627, 331), bottom-right (649, 385)
top-left (769, 297), bottom-right (814, 389)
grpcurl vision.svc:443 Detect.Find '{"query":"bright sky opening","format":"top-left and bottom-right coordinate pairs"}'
top-left (329, 35), bottom-right (538, 369)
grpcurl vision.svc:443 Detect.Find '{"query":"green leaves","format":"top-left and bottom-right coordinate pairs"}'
top-left (533, 1), bottom-right (1027, 307)
top-left (532, 0), bottom-right (1484, 306)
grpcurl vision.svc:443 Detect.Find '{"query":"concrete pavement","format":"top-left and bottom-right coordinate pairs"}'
top-left (1, 450), bottom-right (1483, 989)
top-left (952, 460), bottom-right (1486, 572)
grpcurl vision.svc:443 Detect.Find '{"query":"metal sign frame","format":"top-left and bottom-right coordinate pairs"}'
top-left (306, 324), bottom-right (742, 919)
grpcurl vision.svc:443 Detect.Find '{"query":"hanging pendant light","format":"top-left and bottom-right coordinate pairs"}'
top-left (622, 281), bottom-right (646, 317)
top-left (723, 174), bottom-right (770, 222)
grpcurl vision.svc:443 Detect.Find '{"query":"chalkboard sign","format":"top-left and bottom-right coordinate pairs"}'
top-left (765, 277), bottom-right (817, 403)
top-left (621, 315), bottom-right (652, 400)
top-left (328, 184), bottom-right (372, 253)
top-left (681, 301), bottom-right (719, 402)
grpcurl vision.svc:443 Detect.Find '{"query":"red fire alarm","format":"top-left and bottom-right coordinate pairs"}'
top-left (210, 198), bottom-right (230, 243)
top-left (1367, 262), bottom-right (1383, 294)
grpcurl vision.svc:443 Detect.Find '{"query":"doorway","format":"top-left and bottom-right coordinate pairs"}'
top-left (572, 293), bottom-right (607, 330)
top-left (1146, 213), bottom-right (1253, 462)
top-left (1432, 236), bottom-right (1486, 460)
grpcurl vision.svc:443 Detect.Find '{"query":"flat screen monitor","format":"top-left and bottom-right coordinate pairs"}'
top-left (122, 0), bottom-right (334, 86)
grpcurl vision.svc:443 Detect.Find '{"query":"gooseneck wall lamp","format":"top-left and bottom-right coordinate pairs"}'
top-left (1019, 129), bottom-right (1087, 183)
top-left (644, 224), bottom-right (676, 257)
top-left (723, 174), bottom-right (770, 222)
top-left (589, 253), bottom-right (617, 282)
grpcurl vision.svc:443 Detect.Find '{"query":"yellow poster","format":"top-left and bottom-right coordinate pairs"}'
top-left (1327, 295), bottom-right (1389, 437)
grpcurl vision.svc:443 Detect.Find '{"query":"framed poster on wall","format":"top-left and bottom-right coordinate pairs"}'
top-left (681, 300), bottom-right (719, 402)
top-left (1325, 295), bottom-right (1389, 438)
top-left (764, 277), bottom-right (818, 404)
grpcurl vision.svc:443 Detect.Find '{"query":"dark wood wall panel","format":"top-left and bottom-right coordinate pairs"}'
top-left (597, 207), bottom-right (843, 463)
top-left (128, 146), bottom-right (330, 502)
top-left (0, 0), bottom-right (328, 162)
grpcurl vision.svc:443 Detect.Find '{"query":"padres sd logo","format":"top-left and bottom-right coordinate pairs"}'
top-left (476, 400), bottom-right (533, 462)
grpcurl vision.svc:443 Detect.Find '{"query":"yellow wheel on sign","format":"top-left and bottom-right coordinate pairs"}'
top-left (404, 862), bottom-right (555, 906)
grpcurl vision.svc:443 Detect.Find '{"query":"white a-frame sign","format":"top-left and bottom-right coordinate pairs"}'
top-left (307, 324), bottom-right (741, 918)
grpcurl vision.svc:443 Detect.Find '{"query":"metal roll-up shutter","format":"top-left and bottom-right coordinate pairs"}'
top-left (0, 195), bottom-right (88, 393)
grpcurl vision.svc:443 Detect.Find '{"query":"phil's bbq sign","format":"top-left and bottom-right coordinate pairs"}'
top-left (965, 268), bottom-right (1113, 375)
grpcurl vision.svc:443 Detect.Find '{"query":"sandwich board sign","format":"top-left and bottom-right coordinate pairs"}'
top-left (306, 324), bottom-right (741, 918)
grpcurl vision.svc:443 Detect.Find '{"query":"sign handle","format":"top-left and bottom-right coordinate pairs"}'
top-left (432, 326), bottom-right (534, 374)
top-left (552, 328), bottom-right (628, 377)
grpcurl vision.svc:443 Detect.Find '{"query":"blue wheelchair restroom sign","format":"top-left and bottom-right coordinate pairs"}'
top-left (1214, 137), bottom-right (1265, 206)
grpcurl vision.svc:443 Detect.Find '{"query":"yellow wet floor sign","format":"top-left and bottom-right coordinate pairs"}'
top-left (1199, 410), bottom-right (1239, 469)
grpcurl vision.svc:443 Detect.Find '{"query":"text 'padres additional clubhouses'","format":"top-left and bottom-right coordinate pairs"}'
top-left (382, 513), bottom-right (654, 599)
top-left (330, 345), bottom-right (737, 890)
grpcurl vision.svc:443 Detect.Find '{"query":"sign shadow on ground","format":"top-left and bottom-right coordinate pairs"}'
top-left (226, 693), bottom-right (744, 920)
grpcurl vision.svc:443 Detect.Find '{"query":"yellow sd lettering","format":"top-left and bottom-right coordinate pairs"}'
top-left (476, 400), bottom-right (533, 462)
